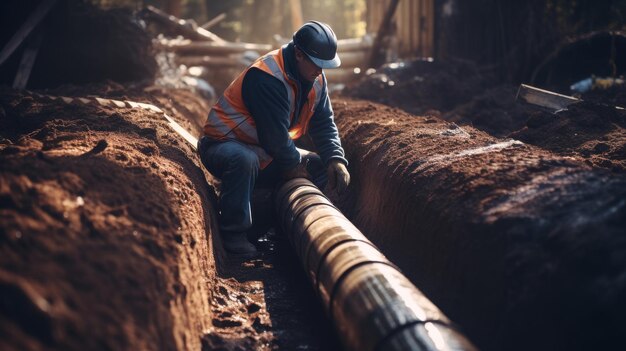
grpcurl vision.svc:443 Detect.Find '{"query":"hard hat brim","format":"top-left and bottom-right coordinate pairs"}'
top-left (306, 52), bottom-right (341, 69)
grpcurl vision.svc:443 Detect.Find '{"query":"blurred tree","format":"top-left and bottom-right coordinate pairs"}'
top-left (243, 0), bottom-right (287, 43)
top-left (302, 0), bottom-right (366, 38)
top-left (86, 0), bottom-right (365, 41)
top-left (204, 0), bottom-right (245, 41)
top-left (181, 0), bottom-right (208, 23)
top-left (437, 0), bottom-right (626, 82)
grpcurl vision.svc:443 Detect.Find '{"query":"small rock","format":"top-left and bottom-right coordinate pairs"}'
top-left (212, 317), bottom-right (242, 328)
top-left (91, 139), bottom-right (108, 154)
top-left (173, 233), bottom-right (183, 244)
top-left (593, 142), bottom-right (610, 153)
top-left (247, 302), bottom-right (261, 313)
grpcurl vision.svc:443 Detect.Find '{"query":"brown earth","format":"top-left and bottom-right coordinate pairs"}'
top-left (443, 85), bottom-right (536, 137)
top-left (343, 58), bottom-right (492, 116)
top-left (3, 2), bottom-right (625, 350)
top-left (0, 86), bottom-right (341, 351)
top-left (332, 98), bottom-right (626, 351)
top-left (3, 82), bottom-right (624, 351)
top-left (510, 101), bottom-right (626, 173)
top-left (343, 55), bottom-right (626, 175)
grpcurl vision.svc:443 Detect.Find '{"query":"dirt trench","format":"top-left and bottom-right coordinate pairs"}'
top-left (0, 86), bottom-right (342, 351)
top-left (332, 99), bottom-right (626, 351)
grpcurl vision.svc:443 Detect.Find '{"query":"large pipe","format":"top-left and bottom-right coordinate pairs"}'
top-left (275, 178), bottom-right (477, 351)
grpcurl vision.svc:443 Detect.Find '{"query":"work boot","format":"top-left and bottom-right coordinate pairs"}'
top-left (221, 231), bottom-right (257, 255)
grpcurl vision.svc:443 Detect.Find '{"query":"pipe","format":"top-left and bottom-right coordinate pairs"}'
top-left (275, 178), bottom-right (477, 351)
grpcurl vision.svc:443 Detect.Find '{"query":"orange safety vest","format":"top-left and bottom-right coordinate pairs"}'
top-left (203, 47), bottom-right (324, 168)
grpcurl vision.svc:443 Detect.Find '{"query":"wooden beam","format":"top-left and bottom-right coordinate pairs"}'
top-left (143, 5), bottom-right (225, 43)
top-left (516, 84), bottom-right (580, 111)
top-left (159, 40), bottom-right (272, 56)
top-left (176, 55), bottom-right (249, 68)
top-left (200, 13), bottom-right (226, 30)
top-left (12, 27), bottom-right (44, 89)
top-left (272, 34), bottom-right (375, 52)
top-left (338, 50), bottom-right (369, 68)
top-left (0, 0), bottom-right (57, 66)
top-left (369, 0), bottom-right (401, 68)
top-left (338, 35), bottom-right (374, 52)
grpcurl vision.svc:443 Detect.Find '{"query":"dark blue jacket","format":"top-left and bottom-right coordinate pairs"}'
top-left (241, 43), bottom-right (347, 171)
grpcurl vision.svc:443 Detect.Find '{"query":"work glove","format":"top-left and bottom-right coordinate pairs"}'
top-left (282, 161), bottom-right (310, 181)
top-left (327, 159), bottom-right (350, 194)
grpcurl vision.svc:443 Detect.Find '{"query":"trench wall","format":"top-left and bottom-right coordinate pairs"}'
top-left (0, 89), bottom-right (217, 350)
top-left (333, 99), bottom-right (626, 351)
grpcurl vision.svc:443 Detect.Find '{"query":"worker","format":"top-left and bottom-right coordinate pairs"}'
top-left (198, 21), bottom-right (350, 254)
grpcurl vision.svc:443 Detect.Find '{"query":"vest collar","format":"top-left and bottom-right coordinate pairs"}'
top-left (282, 42), bottom-right (298, 81)
top-left (283, 42), bottom-right (314, 91)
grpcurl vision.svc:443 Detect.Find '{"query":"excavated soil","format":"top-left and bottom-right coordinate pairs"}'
top-left (443, 85), bottom-right (536, 137)
top-left (510, 101), bottom-right (626, 173)
top-left (4, 3), bottom-right (626, 350)
top-left (346, 66), bottom-right (626, 174)
top-left (0, 87), bottom-right (217, 350)
top-left (0, 86), bottom-right (340, 351)
top-left (344, 58), bottom-right (492, 116)
top-left (332, 99), bottom-right (626, 351)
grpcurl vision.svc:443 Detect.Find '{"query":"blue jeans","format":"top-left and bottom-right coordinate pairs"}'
top-left (197, 136), bottom-right (327, 233)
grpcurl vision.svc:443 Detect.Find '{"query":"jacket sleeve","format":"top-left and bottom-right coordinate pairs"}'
top-left (242, 68), bottom-right (301, 171)
top-left (308, 76), bottom-right (348, 166)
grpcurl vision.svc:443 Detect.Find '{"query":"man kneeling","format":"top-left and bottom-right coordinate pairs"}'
top-left (198, 21), bottom-right (350, 254)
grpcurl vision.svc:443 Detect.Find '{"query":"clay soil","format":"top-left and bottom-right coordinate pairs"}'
top-left (332, 98), bottom-right (626, 351)
top-left (0, 85), bottom-right (340, 351)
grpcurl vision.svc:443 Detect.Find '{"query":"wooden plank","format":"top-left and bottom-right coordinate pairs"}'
top-left (175, 55), bottom-right (249, 68)
top-left (0, 0), bottom-right (57, 66)
top-left (164, 114), bottom-right (198, 149)
top-left (516, 84), bottom-right (580, 110)
top-left (160, 40), bottom-right (272, 56)
top-left (12, 27), bottom-right (44, 89)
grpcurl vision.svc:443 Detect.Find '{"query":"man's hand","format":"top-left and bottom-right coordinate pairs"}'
top-left (327, 160), bottom-right (350, 194)
top-left (282, 162), bottom-right (310, 181)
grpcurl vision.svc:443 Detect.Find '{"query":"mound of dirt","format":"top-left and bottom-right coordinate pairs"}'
top-left (332, 98), bottom-right (626, 351)
top-left (0, 84), bottom-right (345, 351)
top-left (343, 58), bottom-right (491, 115)
top-left (0, 87), bottom-right (287, 350)
top-left (510, 101), bottom-right (626, 173)
top-left (582, 83), bottom-right (626, 108)
top-left (443, 85), bottom-right (535, 137)
top-left (41, 80), bottom-right (210, 132)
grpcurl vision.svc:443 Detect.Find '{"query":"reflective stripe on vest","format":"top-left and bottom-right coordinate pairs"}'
top-left (203, 47), bottom-right (325, 168)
